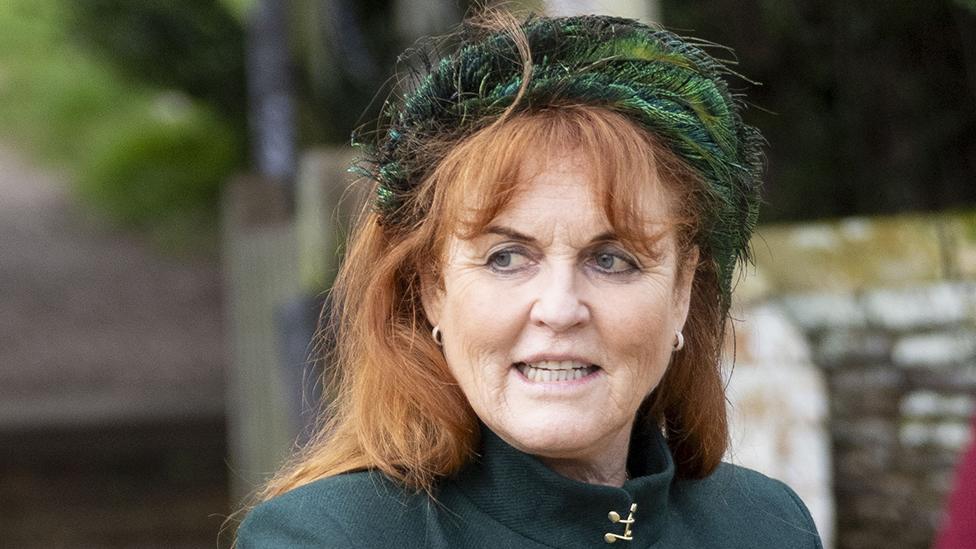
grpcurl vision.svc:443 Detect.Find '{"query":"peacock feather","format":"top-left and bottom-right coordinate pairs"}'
top-left (351, 14), bottom-right (765, 312)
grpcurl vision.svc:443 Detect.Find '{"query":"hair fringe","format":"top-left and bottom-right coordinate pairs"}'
top-left (229, 9), bottom-right (737, 543)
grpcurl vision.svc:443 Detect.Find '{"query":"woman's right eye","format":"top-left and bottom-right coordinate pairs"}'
top-left (486, 249), bottom-right (531, 272)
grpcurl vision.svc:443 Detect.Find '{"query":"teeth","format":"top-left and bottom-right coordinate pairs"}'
top-left (529, 360), bottom-right (589, 370)
top-left (515, 362), bottom-right (597, 382)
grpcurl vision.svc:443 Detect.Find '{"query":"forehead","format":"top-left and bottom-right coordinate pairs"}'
top-left (443, 132), bottom-right (675, 249)
top-left (489, 150), bottom-right (670, 231)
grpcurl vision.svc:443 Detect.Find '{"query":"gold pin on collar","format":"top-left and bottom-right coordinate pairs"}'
top-left (603, 503), bottom-right (637, 543)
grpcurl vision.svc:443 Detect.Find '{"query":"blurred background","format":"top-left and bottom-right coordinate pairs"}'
top-left (0, 0), bottom-right (973, 547)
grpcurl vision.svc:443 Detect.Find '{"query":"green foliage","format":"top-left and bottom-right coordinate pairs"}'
top-left (77, 96), bottom-right (240, 231)
top-left (219, 0), bottom-right (255, 22)
top-left (0, 1), bottom-right (117, 160)
top-left (0, 0), bottom-right (246, 247)
top-left (954, 0), bottom-right (976, 13)
top-left (66, 0), bottom-right (247, 124)
top-left (661, 0), bottom-right (976, 223)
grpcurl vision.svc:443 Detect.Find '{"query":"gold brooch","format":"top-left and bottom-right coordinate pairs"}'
top-left (603, 503), bottom-right (637, 543)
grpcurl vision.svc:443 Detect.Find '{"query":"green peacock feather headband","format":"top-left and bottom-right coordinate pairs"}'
top-left (351, 14), bottom-right (764, 311)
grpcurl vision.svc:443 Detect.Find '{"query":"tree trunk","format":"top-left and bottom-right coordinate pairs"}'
top-left (246, 0), bottom-right (298, 187)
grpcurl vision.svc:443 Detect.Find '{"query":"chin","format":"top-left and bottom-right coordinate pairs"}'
top-left (489, 410), bottom-right (614, 460)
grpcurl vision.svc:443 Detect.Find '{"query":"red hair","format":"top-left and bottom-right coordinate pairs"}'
top-left (251, 105), bottom-right (729, 504)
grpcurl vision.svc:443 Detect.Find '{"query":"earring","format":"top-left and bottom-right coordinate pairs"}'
top-left (432, 325), bottom-right (443, 346)
top-left (672, 330), bottom-right (684, 352)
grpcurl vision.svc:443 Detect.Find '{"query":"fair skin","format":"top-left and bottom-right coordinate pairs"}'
top-left (423, 148), bottom-right (698, 487)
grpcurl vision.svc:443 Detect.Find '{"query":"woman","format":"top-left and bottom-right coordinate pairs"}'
top-left (237, 11), bottom-right (823, 548)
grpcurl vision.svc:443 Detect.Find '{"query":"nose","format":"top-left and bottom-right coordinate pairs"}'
top-left (529, 265), bottom-right (590, 332)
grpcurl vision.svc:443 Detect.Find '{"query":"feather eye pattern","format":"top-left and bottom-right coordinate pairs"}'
top-left (351, 14), bottom-right (765, 310)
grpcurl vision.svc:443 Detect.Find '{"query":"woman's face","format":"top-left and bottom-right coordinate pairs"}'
top-left (424, 149), bottom-right (697, 466)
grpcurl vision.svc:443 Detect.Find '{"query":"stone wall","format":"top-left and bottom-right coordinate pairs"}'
top-left (780, 282), bottom-right (975, 549)
top-left (730, 212), bottom-right (976, 549)
top-left (725, 304), bottom-right (834, 547)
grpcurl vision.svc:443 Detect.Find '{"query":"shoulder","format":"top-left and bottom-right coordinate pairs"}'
top-left (669, 462), bottom-right (823, 549)
top-left (237, 471), bottom-right (431, 549)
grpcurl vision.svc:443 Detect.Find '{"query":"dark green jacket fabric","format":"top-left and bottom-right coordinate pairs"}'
top-left (239, 425), bottom-right (823, 548)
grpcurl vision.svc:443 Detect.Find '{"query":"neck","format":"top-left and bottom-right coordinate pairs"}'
top-left (455, 422), bottom-right (676, 549)
top-left (536, 427), bottom-right (632, 487)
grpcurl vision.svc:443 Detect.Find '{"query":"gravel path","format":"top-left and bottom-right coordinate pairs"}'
top-left (0, 145), bottom-right (226, 429)
top-left (0, 145), bottom-right (230, 547)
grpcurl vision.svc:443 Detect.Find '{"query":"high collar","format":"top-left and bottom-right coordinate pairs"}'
top-left (449, 423), bottom-right (675, 548)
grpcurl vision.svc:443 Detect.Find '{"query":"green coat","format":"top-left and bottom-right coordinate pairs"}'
top-left (239, 426), bottom-right (823, 548)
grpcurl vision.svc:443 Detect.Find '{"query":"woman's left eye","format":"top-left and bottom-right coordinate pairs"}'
top-left (590, 251), bottom-right (637, 274)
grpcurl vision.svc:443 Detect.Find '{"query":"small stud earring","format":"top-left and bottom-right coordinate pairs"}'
top-left (672, 330), bottom-right (684, 352)
top-left (432, 325), bottom-right (443, 346)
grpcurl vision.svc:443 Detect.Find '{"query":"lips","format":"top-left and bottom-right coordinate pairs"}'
top-left (514, 360), bottom-right (600, 382)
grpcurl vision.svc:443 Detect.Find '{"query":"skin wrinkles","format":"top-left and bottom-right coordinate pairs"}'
top-left (423, 148), bottom-right (698, 487)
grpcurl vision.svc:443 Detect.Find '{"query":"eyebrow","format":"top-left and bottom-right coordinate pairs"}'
top-left (484, 225), bottom-right (616, 245)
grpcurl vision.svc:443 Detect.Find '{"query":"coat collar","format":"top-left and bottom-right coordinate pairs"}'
top-left (449, 422), bottom-right (674, 548)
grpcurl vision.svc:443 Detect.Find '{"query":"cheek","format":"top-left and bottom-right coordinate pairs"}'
top-left (440, 277), bottom-right (526, 384)
top-left (598, 287), bottom-right (676, 374)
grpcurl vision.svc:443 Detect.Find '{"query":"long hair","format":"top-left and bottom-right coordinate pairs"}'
top-left (246, 9), bottom-right (737, 512)
top-left (250, 107), bottom-right (728, 506)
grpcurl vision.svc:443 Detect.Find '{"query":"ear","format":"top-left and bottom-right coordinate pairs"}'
top-left (420, 269), bottom-right (444, 329)
top-left (673, 245), bottom-right (700, 331)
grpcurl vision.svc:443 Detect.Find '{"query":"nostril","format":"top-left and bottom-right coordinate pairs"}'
top-left (527, 268), bottom-right (590, 331)
top-left (529, 297), bottom-right (590, 331)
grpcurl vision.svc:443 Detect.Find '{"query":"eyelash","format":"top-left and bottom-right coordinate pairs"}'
top-left (587, 250), bottom-right (640, 275)
top-left (484, 246), bottom-right (640, 275)
top-left (485, 246), bottom-right (533, 273)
